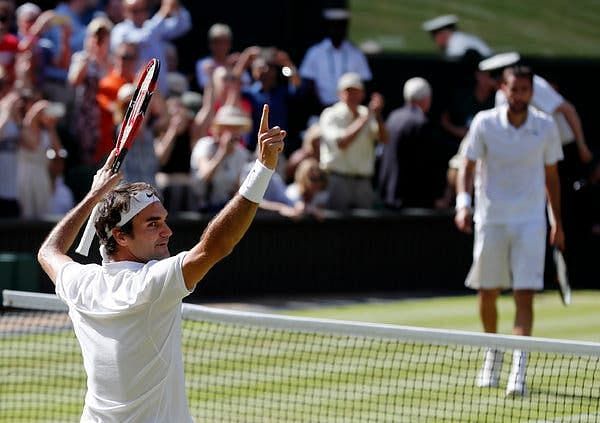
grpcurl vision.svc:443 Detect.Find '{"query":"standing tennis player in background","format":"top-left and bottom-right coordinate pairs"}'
top-left (37, 105), bottom-right (285, 422)
top-left (455, 66), bottom-right (564, 396)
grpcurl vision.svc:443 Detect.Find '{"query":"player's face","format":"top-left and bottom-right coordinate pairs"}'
top-left (127, 202), bottom-right (173, 261)
top-left (502, 74), bottom-right (532, 114)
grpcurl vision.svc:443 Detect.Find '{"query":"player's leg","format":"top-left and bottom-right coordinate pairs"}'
top-left (466, 223), bottom-right (510, 388)
top-left (506, 220), bottom-right (545, 396)
top-left (479, 288), bottom-right (500, 333)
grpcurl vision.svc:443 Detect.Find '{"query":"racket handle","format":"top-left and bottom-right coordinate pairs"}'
top-left (111, 148), bottom-right (129, 173)
top-left (75, 204), bottom-right (101, 256)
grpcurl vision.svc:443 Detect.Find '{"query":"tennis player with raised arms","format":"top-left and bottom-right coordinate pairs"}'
top-left (37, 104), bottom-right (285, 422)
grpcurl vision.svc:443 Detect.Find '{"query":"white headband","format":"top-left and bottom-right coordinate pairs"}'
top-left (75, 190), bottom-right (160, 257)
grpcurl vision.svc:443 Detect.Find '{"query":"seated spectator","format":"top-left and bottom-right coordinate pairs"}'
top-left (16, 3), bottom-right (73, 89)
top-left (192, 65), bottom-right (253, 142)
top-left (68, 16), bottom-right (112, 178)
top-left (0, 87), bottom-right (23, 218)
top-left (111, 0), bottom-right (191, 95)
top-left (286, 157), bottom-right (328, 220)
top-left (190, 105), bottom-right (251, 212)
top-left (285, 122), bottom-right (320, 183)
top-left (319, 72), bottom-right (387, 211)
top-left (0, 1), bottom-right (19, 83)
top-left (19, 99), bottom-right (65, 218)
top-left (42, 0), bottom-right (89, 104)
top-left (195, 23), bottom-right (251, 90)
top-left (378, 77), bottom-right (436, 209)
top-left (155, 95), bottom-right (194, 212)
top-left (46, 145), bottom-right (74, 215)
top-left (243, 47), bottom-right (301, 152)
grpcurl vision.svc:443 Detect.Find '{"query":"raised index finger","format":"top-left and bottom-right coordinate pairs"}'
top-left (259, 104), bottom-right (269, 135)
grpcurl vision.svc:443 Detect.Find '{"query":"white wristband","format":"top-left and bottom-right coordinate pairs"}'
top-left (455, 192), bottom-right (472, 211)
top-left (239, 159), bottom-right (274, 204)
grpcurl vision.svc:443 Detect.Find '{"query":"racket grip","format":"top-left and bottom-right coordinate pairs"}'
top-left (75, 204), bottom-right (100, 256)
top-left (111, 149), bottom-right (129, 173)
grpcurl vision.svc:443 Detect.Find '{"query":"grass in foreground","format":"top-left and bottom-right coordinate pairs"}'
top-left (1, 291), bottom-right (599, 422)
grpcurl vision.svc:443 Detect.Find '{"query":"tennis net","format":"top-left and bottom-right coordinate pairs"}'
top-left (2, 289), bottom-right (600, 422)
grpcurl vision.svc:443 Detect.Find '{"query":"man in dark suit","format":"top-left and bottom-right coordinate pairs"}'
top-left (379, 77), bottom-right (434, 208)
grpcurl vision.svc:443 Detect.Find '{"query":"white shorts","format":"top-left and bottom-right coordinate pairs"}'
top-left (465, 221), bottom-right (547, 291)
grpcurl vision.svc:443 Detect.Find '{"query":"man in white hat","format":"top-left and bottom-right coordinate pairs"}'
top-left (37, 105), bottom-right (285, 422)
top-left (319, 72), bottom-right (387, 210)
top-left (422, 14), bottom-right (492, 60)
top-left (190, 105), bottom-right (253, 211)
top-left (299, 8), bottom-right (372, 109)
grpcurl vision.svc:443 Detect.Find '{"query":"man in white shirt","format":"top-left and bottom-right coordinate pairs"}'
top-left (455, 66), bottom-right (564, 397)
top-left (422, 14), bottom-right (492, 60)
top-left (111, 0), bottom-right (191, 94)
top-left (299, 8), bottom-right (372, 109)
top-left (37, 105), bottom-right (285, 422)
top-left (319, 72), bottom-right (387, 211)
top-left (479, 52), bottom-right (593, 165)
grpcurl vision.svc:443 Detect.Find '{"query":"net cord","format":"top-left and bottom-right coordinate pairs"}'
top-left (4, 289), bottom-right (600, 357)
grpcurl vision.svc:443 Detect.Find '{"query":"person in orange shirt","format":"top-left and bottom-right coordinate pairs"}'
top-left (95, 41), bottom-right (139, 162)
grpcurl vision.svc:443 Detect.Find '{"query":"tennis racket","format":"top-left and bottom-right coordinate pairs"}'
top-left (552, 247), bottom-right (572, 306)
top-left (75, 58), bottom-right (161, 256)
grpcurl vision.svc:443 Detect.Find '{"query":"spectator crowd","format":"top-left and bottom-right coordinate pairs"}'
top-left (0, 1), bottom-right (597, 239)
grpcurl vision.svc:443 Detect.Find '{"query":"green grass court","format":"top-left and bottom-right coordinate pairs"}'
top-left (349, 0), bottom-right (600, 57)
top-left (1, 291), bottom-right (599, 422)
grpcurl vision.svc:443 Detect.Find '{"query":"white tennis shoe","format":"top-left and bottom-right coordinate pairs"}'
top-left (476, 348), bottom-right (502, 388)
top-left (506, 350), bottom-right (528, 397)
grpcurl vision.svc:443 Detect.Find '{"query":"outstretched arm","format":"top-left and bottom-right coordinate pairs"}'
top-left (37, 150), bottom-right (123, 283)
top-left (182, 105), bottom-right (285, 290)
top-left (555, 101), bottom-right (593, 163)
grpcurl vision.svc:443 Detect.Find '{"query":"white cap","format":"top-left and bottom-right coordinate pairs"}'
top-left (323, 8), bottom-right (350, 21)
top-left (337, 72), bottom-right (364, 91)
top-left (478, 52), bottom-right (520, 72)
top-left (44, 102), bottom-right (66, 119)
top-left (213, 105), bottom-right (252, 133)
top-left (181, 91), bottom-right (203, 112)
top-left (403, 77), bottom-right (431, 102)
top-left (86, 16), bottom-right (113, 35)
top-left (167, 72), bottom-right (189, 96)
top-left (208, 23), bottom-right (232, 40)
top-left (422, 14), bottom-right (458, 32)
top-left (16, 2), bottom-right (41, 20)
top-left (117, 83), bottom-right (135, 103)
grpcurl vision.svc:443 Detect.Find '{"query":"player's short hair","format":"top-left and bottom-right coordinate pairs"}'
top-left (95, 182), bottom-right (161, 255)
top-left (502, 65), bottom-right (534, 85)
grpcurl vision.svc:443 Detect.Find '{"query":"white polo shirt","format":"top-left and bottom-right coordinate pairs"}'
top-left (299, 38), bottom-right (372, 106)
top-left (319, 101), bottom-right (379, 177)
top-left (446, 31), bottom-right (493, 58)
top-left (56, 252), bottom-right (194, 423)
top-left (495, 75), bottom-right (574, 145)
top-left (464, 105), bottom-right (563, 225)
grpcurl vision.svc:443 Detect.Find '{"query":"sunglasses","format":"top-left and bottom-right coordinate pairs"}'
top-left (0, 15), bottom-right (9, 23)
top-left (119, 54), bottom-right (137, 61)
